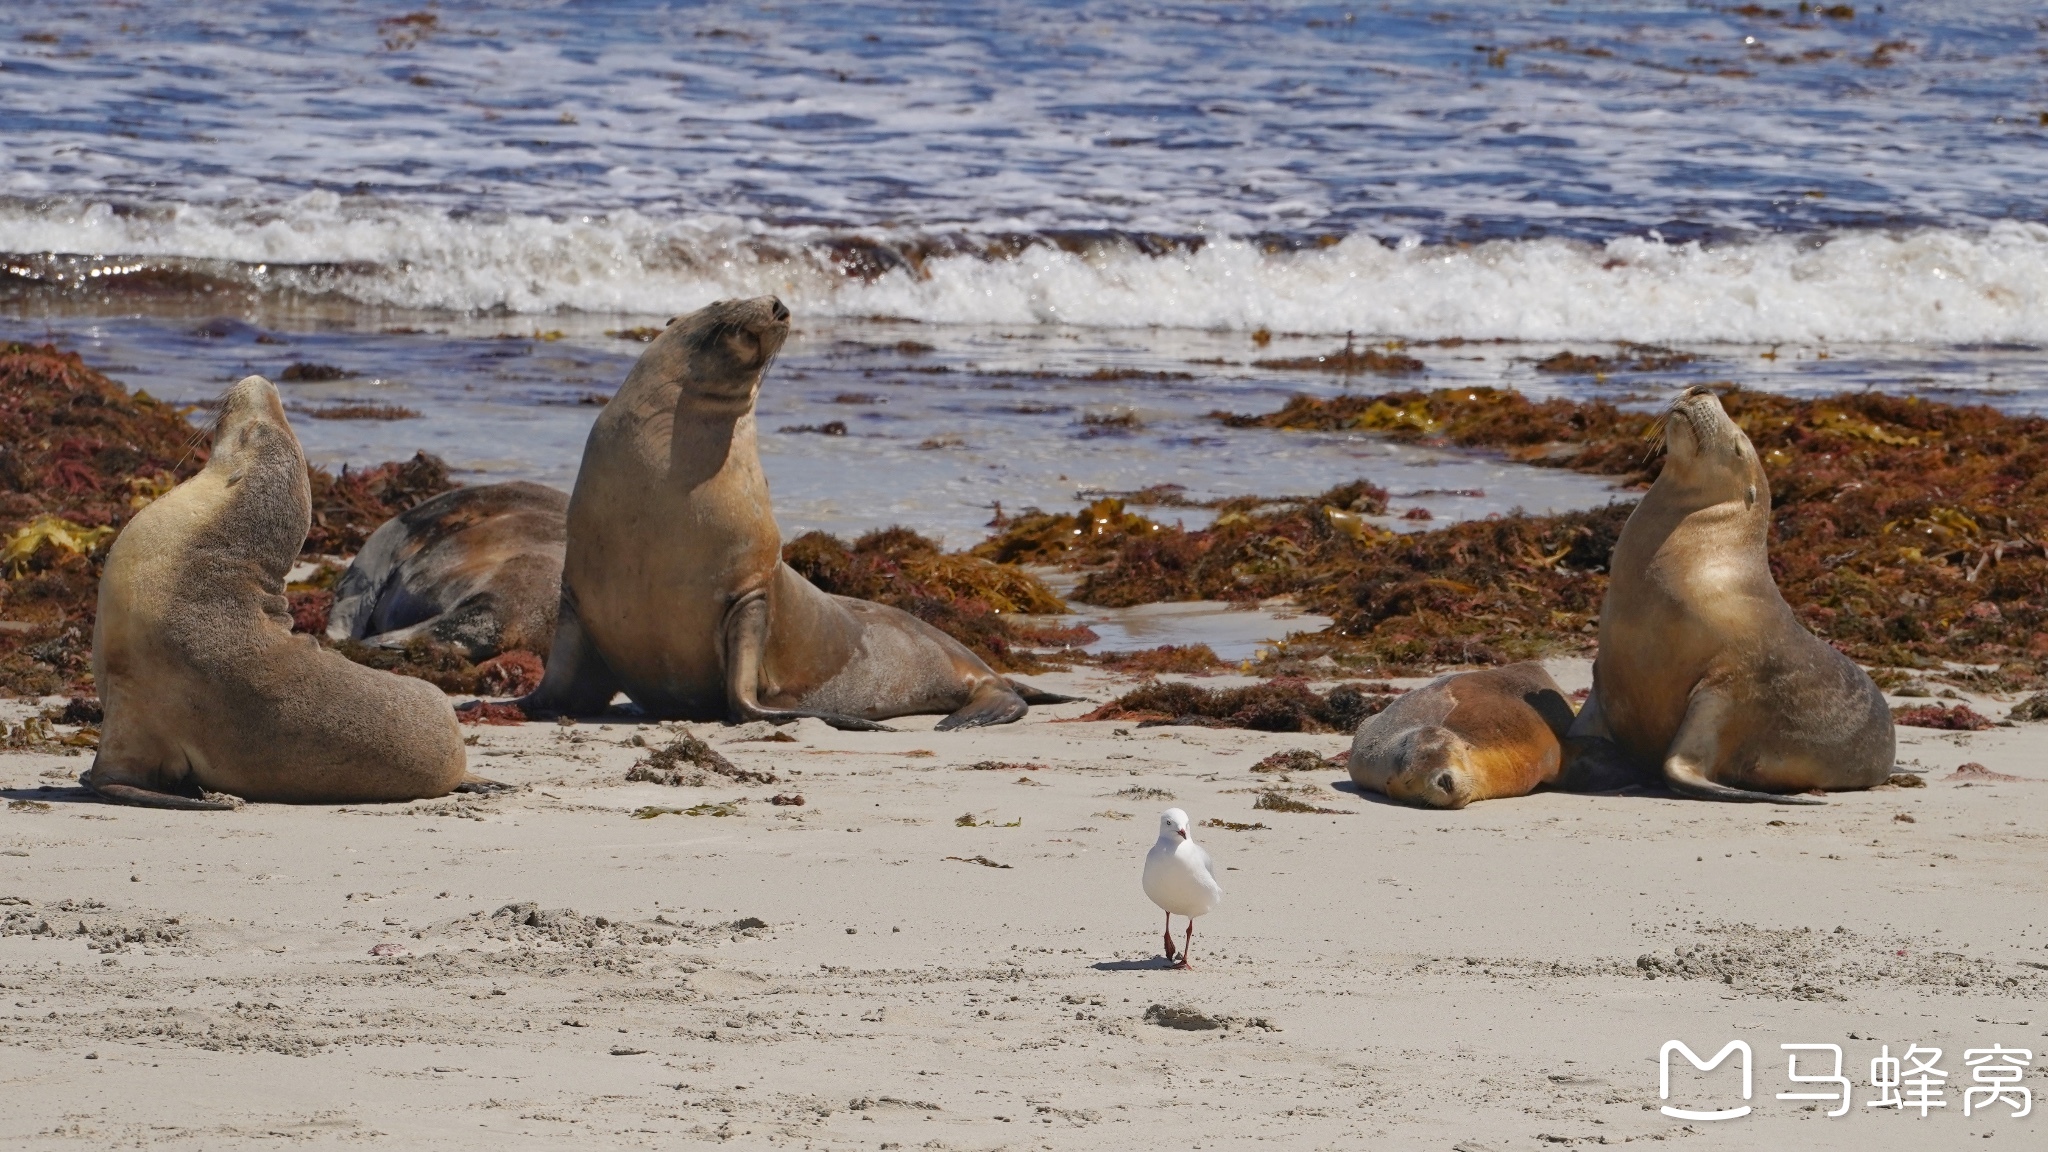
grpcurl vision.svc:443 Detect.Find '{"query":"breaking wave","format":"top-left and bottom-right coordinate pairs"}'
top-left (6, 196), bottom-right (2048, 344)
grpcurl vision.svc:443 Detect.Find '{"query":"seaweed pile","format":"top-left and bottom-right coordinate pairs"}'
top-left (0, 343), bottom-right (206, 694)
top-left (1070, 384), bottom-right (2048, 675)
top-left (1214, 386), bottom-right (1658, 479)
top-left (1076, 678), bottom-right (1396, 733)
top-left (0, 343), bottom-right (459, 696)
top-left (783, 526), bottom-right (1068, 673)
top-left (977, 473), bottom-right (1623, 671)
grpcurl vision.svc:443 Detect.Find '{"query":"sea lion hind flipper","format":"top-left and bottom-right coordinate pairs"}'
top-left (934, 682), bottom-right (1029, 731)
top-left (87, 781), bottom-right (244, 811)
top-left (1005, 678), bottom-right (1084, 706)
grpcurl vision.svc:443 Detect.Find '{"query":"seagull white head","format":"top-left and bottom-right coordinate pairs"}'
top-left (1158, 807), bottom-right (1191, 841)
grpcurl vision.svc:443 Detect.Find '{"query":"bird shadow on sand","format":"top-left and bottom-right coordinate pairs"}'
top-left (1091, 956), bottom-right (1181, 972)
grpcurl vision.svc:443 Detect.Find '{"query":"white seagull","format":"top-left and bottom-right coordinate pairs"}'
top-left (1142, 808), bottom-right (1223, 968)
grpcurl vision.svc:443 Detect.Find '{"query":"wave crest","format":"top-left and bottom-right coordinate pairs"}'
top-left (5, 196), bottom-right (2046, 343)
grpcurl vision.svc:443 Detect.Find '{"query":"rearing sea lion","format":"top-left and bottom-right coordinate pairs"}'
top-left (523, 296), bottom-right (1069, 729)
top-left (85, 375), bottom-right (488, 808)
top-left (1563, 386), bottom-right (1893, 804)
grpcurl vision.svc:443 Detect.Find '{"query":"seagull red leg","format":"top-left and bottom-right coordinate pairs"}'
top-left (1174, 921), bottom-right (1194, 970)
top-left (1162, 912), bottom-right (1177, 963)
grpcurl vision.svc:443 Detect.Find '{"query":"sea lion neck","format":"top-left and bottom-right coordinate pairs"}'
top-left (196, 376), bottom-right (312, 593)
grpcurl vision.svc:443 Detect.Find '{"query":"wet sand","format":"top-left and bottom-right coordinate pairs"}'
top-left (1, 659), bottom-right (2044, 1150)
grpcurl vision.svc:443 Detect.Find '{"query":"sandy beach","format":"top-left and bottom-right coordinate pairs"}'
top-left (2, 658), bottom-right (2042, 1150)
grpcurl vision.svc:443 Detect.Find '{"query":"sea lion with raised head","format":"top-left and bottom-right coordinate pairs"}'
top-left (1563, 386), bottom-right (1893, 804)
top-left (84, 375), bottom-right (489, 809)
top-left (523, 296), bottom-right (1070, 729)
top-left (1347, 661), bottom-right (1575, 809)
top-left (327, 481), bottom-right (567, 661)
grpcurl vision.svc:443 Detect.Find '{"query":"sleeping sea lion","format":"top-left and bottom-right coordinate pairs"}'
top-left (84, 375), bottom-right (490, 808)
top-left (1563, 386), bottom-right (1893, 804)
top-left (523, 296), bottom-right (1070, 729)
top-left (1346, 662), bottom-right (1575, 809)
top-left (327, 481), bottom-right (567, 661)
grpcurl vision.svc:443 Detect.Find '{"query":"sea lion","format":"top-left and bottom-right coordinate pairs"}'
top-left (84, 375), bottom-right (488, 809)
top-left (327, 481), bottom-right (567, 661)
top-left (1346, 662), bottom-right (1575, 809)
top-left (523, 296), bottom-right (1070, 729)
top-left (1563, 386), bottom-right (1893, 804)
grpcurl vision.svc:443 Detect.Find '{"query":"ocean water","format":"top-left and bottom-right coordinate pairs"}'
top-left (3, 1), bottom-right (2044, 556)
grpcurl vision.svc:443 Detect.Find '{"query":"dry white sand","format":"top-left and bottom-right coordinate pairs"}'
top-left (2, 658), bottom-right (2045, 1150)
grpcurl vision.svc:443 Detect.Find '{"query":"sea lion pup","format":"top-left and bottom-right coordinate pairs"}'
top-left (1347, 662), bottom-right (1575, 809)
top-left (523, 296), bottom-right (1070, 730)
top-left (327, 481), bottom-right (567, 661)
top-left (84, 375), bottom-right (486, 809)
top-left (1563, 386), bottom-right (1893, 804)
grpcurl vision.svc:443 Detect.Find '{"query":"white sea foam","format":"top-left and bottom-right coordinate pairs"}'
top-left (8, 197), bottom-right (2048, 344)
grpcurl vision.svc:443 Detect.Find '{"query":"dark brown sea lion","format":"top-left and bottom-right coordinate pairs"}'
top-left (523, 296), bottom-right (1070, 729)
top-left (1563, 386), bottom-right (1894, 804)
top-left (84, 375), bottom-right (491, 809)
top-left (327, 481), bottom-right (566, 661)
top-left (1347, 662), bottom-right (1575, 809)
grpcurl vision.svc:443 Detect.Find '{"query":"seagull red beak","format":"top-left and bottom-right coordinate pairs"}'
top-left (1176, 829), bottom-right (1186, 840)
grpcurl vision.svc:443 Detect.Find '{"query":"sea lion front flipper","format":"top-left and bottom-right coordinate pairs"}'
top-left (934, 681), bottom-right (1029, 731)
top-left (521, 593), bottom-right (618, 716)
top-left (1663, 688), bottom-right (1825, 805)
top-left (721, 592), bottom-right (896, 732)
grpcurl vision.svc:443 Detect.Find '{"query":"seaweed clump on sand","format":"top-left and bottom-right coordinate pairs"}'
top-left (783, 526), bottom-right (1067, 673)
top-left (1076, 678), bottom-right (1397, 733)
top-left (0, 343), bottom-right (207, 694)
top-left (625, 732), bottom-right (778, 786)
top-left (983, 475), bottom-right (1624, 672)
top-left (1196, 385), bottom-right (2048, 675)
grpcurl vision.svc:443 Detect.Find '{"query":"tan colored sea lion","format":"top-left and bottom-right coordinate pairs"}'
top-left (327, 481), bottom-right (567, 661)
top-left (1346, 662), bottom-right (1575, 809)
top-left (84, 375), bottom-right (489, 809)
top-left (1563, 386), bottom-right (1894, 804)
top-left (523, 296), bottom-right (1071, 729)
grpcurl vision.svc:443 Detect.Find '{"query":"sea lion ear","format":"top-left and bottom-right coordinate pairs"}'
top-left (666, 315), bottom-right (682, 327)
top-left (1745, 484), bottom-right (1756, 508)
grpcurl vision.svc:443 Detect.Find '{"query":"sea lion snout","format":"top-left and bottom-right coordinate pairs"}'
top-left (1392, 727), bottom-right (1475, 809)
top-left (1659, 388), bottom-right (1760, 505)
top-left (648, 296), bottom-right (791, 405)
top-left (212, 375), bottom-right (293, 457)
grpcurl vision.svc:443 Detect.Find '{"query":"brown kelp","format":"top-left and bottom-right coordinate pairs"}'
top-left (1075, 678), bottom-right (1397, 733)
top-left (783, 526), bottom-right (1067, 673)
top-left (1193, 385), bottom-right (2048, 674)
top-left (0, 343), bottom-right (459, 695)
